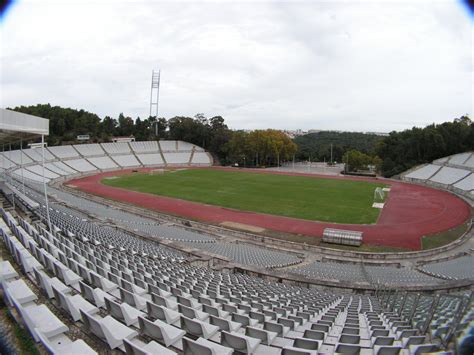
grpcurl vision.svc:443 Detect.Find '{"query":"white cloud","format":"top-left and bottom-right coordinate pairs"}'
top-left (1, 0), bottom-right (472, 132)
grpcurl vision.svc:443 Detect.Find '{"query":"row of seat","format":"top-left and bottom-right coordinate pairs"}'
top-left (0, 140), bottom-right (212, 184)
top-left (1, 205), bottom-right (454, 354)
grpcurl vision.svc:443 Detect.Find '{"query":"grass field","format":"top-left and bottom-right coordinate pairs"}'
top-left (102, 169), bottom-right (388, 224)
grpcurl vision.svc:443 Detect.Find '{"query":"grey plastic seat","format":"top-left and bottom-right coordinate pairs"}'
top-left (232, 312), bottom-right (259, 327)
top-left (10, 290), bottom-right (68, 342)
top-left (303, 329), bottom-right (326, 341)
top-left (53, 262), bottom-right (81, 286)
top-left (264, 320), bottom-right (290, 337)
top-left (180, 315), bottom-right (219, 339)
top-left (339, 334), bottom-right (361, 344)
top-left (372, 336), bottom-right (395, 346)
top-left (34, 267), bottom-right (70, 299)
top-left (80, 310), bottom-right (137, 349)
top-left (1, 260), bottom-right (18, 280)
top-left (409, 344), bottom-right (439, 355)
top-left (245, 326), bottom-right (278, 345)
top-left (342, 327), bottom-right (359, 335)
top-left (105, 298), bottom-right (144, 326)
top-left (335, 343), bottom-right (361, 354)
top-left (178, 303), bottom-right (209, 321)
top-left (220, 330), bottom-right (261, 354)
top-left (209, 314), bottom-right (242, 332)
top-left (123, 337), bottom-right (176, 355)
top-left (36, 328), bottom-right (97, 355)
top-left (147, 301), bottom-right (180, 324)
top-left (373, 345), bottom-right (402, 355)
top-left (52, 285), bottom-right (99, 322)
top-left (120, 287), bottom-right (147, 310)
top-left (2, 278), bottom-right (37, 305)
top-left (79, 281), bottom-right (111, 308)
top-left (202, 304), bottom-right (229, 318)
top-left (183, 337), bottom-right (233, 355)
top-left (402, 336), bottom-right (426, 348)
top-left (139, 316), bottom-right (185, 347)
top-left (311, 323), bottom-right (330, 332)
top-left (282, 346), bottom-right (318, 355)
top-left (293, 337), bottom-right (319, 350)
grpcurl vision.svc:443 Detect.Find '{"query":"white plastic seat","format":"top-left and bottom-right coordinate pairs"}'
top-left (374, 345), bottom-right (402, 355)
top-left (245, 326), bottom-right (278, 345)
top-left (183, 337), bottom-right (233, 355)
top-left (151, 293), bottom-right (179, 310)
top-left (264, 320), bottom-right (290, 337)
top-left (409, 344), bottom-right (439, 355)
top-left (53, 262), bottom-right (82, 286)
top-left (147, 301), bottom-right (180, 324)
top-left (1, 260), bottom-right (18, 280)
top-left (3, 278), bottom-right (38, 305)
top-left (90, 271), bottom-right (118, 292)
top-left (105, 298), bottom-right (144, 326)
top-left (123, 337), bottom-right (177, 355)
top-left (36, 328), bottom-right (97, 354)
top-left (220, 330), bottom-right (261, 354)
top-left (209, 315), bottom-right (242, 332)
top-left (10, 291), bottom-right (68, 342)
top-left (292, 337), bottom-right (320, 351)
top-left (334, 343), bottom-right (361, 354)
top-left (180, 315), bottom-right (219, 339)
top-left (80, 310), bottom-right (138, 349)
top-left (178, 303), bottom-right (209, 321)
top-left (138, 316), bottom-right (185, 347)
top-left (79, 280), bottom-right (113, 308)
top-left (52, 285), bottom-right (99, 322)
top-left (120, 287), bottom-right (147, 310)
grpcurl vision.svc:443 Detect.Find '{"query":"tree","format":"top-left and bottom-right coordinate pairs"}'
top-left (343, 150), bottom-right (372, 172)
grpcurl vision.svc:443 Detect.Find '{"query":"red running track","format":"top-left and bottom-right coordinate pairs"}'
top-left (67, 167), bottom-right (471, 250)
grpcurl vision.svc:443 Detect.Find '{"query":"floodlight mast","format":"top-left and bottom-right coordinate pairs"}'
top-left (150, 69), bottom-right (161, 117)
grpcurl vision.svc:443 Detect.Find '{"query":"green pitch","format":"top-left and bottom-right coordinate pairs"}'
top-left (102, 169), bottom-right (388, 224)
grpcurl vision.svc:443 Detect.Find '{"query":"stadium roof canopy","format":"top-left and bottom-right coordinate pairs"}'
top-left (0, 108), bottom-right (49, 143)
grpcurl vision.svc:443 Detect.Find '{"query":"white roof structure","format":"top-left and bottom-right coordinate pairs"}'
top-left (0, 109), bottom-right (49, 142)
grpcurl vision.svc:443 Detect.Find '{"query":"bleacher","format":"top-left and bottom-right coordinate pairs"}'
top-left (3, 203), bottom-right (471, 354)
top-left (0, 117), bottom-right (471, 354)
top-left (402, 152), bottom-right (474, 200)
top-left (0, 140), bottom-right (213, 184)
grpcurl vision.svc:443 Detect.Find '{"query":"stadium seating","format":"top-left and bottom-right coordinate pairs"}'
top-left (163, 151), bottom-right (191, 165)
top-left (1, 203), bottom-right (472, 354)
top-left (130, 140), bottom-right (159, 153)
top-left (186, 241), bottom-right (301, 268)
top-left (191, 151), bottom-right (213, 165)
top-left (111, 154), bottom-right (141, 167)
top-left (0, 143), bottom-right (472, 354)
top-left (48, 145), bottom-right (80, 159)
top-left (0, 140), bottom-right (213, 184)
top-left (402, 152), bottom-right (473, 200)
top-left (73, 143), bottom-right (106, 157)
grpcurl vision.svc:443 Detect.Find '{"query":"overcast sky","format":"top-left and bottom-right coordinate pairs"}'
top-left (1, 0), bottom-right (472, 132)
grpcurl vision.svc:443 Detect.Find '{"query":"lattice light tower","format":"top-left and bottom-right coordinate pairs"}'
top-left (149, 69), bottom-right (161, 118)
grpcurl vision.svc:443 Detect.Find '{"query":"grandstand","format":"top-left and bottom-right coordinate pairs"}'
top-left (0, 139), bottom-right (213, 183)
top-left (402, 152), bottom-right (474, 200)
top-left (0, 109), bottom-right (473, 354)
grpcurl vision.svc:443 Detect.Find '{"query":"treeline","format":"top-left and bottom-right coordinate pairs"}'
top-left (10, 104), bottom-right (473, 176)
top-left (294, 131), bottom-right (384, 163)
top-left (225, 130), bottom-right (297, 167)
top-left (10, 104), bottom-right (294, 166)
top-left (376, 116), bottom-right (474, 177)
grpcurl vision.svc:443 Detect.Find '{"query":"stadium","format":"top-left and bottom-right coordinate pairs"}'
top-left (0, 108), bottom-right (472, 354)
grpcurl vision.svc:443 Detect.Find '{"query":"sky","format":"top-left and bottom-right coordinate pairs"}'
top-left (0, 0), bottom-right (472, 132)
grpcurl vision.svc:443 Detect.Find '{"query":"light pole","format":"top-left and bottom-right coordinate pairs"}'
top-left (153, 120), bottom-right (159, 138)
